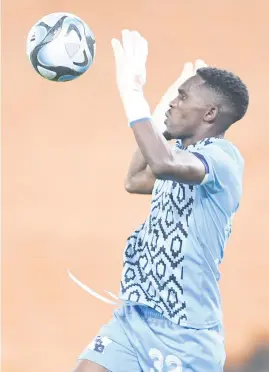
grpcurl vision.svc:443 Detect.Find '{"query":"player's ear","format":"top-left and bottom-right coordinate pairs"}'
top-left (204, 106), bottom-right (218, 123)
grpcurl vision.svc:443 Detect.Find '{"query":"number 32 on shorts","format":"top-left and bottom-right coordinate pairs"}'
top-left (148, 348), bottom-right (182, 372)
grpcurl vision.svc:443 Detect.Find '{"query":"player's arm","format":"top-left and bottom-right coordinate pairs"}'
top-left (111, 31), bottom-right (207, 185)
top-left (125, 132), bottom-right (173, 194)
top-left (131, 120), bottom-right (206, 185)
top-left (124, 147), bottom-right (156, 194)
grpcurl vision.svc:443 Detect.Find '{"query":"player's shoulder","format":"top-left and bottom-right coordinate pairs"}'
top-left (213, 137), bottom-right (242, 155)
top-left (212, 138), bottom-right (243, 162)
top-left (188, 137), bottom-right (244, 192)
top-left (193, 137), bottom-right (244, 170)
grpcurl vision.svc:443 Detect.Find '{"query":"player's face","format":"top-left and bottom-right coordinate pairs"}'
top-left (164, 75), bottom-right (212, 140)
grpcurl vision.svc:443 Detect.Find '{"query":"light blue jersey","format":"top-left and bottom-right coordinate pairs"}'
top-left (78, 137), bottom-right (242, 371)
top-left (120, 137), bottom-right (244, 328)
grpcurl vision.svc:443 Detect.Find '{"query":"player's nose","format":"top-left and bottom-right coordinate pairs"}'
top-left (169, 98), bottom-right (177, 108)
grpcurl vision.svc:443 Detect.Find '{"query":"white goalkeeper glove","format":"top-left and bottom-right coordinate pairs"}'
top-left (111, 29), bottom-right (151, 125)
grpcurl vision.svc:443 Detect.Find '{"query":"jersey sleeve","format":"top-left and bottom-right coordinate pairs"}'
top-left (191, 143), bottom-right (243, 193)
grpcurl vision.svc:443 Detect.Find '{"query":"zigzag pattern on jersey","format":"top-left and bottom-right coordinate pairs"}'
top-left (120, 137), bottom-right (219, 325)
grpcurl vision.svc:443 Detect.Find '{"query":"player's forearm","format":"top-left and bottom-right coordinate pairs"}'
top-left (131, 119), bottom-right (174, 176)
top-left (126, 147), bottom-right (148, 179)
top-left (131, 119), bottom-right (206, 184)
top-left (126, 129), bottom-right (171, 179)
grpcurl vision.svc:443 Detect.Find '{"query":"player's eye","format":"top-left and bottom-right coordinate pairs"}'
top-left (178, 93), bottom-right (187, 101)
top-left (177, 89), bottom-right (187, 101)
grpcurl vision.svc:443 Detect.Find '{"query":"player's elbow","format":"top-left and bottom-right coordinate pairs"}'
top-left (124, 173), bottom-right (154, 195)
top-left (124, 178), bottom-right (137, 193)
top-left (124, 182), bottom-right (134, 193)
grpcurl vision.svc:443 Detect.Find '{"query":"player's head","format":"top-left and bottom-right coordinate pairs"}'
top-left (164, 67), bottom-right (249, 141)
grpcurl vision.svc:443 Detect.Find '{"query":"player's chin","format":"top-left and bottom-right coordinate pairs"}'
top-left (164, 117), bottom-right (172, 130)
top-left (163, 129), bottom-right (173, 140)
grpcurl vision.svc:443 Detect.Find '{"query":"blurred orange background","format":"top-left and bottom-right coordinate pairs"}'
top-left (2, 1), bottom-right (269, 371)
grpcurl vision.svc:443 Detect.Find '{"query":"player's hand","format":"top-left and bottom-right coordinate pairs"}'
top-left (153, 59), bottom-right (208, 136)
top-left (111, 30), bottom-right (152, 125)
top-left (111, 29), bottom-right (148, 94)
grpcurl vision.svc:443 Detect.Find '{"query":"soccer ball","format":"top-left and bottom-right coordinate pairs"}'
top-left (26, 12), bottom-right (96, 82)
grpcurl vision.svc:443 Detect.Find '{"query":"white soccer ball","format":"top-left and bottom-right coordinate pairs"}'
top-left (26, 12), bottom-right (96, 82)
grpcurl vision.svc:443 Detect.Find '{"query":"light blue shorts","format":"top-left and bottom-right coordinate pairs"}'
top-left (78, 303), bottom-right (226, 371)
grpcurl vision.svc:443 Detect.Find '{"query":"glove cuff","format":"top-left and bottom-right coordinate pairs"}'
top-left (121, 91), bottom-right (152, 125)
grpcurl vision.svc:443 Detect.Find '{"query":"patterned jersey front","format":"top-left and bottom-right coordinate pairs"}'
top-left (119, 137), bottom-right (244, 328)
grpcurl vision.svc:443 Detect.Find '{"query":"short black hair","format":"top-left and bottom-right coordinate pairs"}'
top-left (196, 67), bottom-right (249, 124)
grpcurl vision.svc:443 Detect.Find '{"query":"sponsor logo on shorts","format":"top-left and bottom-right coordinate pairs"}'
top-left (88, 336), bottom-right (112, 354)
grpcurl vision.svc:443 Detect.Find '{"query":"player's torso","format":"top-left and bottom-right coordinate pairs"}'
top-left (120, 140), bottom-right (242, 328)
